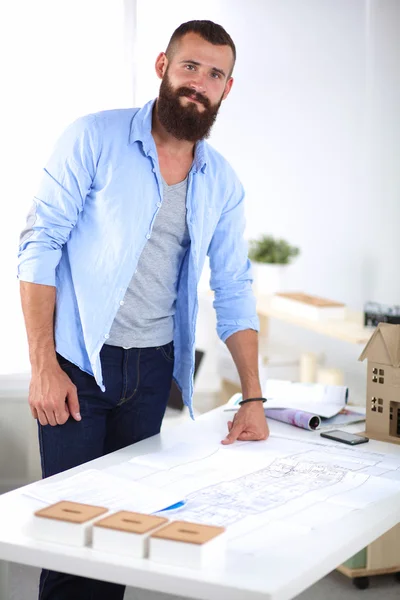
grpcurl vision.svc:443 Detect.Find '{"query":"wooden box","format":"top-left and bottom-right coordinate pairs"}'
top-left (149, 520), bottom-right (226, 569)
top-left (92, 511), bottom-right (168, 558)
top-left (29, 501), bottom-right (108, 547)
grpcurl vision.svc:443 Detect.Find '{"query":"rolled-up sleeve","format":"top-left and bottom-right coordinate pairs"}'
top-left (207, 176), bottom-right (259, 342)
top-left (17, 115), bottom-right (99, 286)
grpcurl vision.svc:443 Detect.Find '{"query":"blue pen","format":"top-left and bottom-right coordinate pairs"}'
top-left (157, 500), bottom-right (185, 512)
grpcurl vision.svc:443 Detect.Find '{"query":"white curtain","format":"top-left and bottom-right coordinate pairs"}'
top-left (0, 0), bottom-right (134, 374)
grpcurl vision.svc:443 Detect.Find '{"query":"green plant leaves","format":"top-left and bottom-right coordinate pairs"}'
top-left (248, 235), bottom-right (300, 264)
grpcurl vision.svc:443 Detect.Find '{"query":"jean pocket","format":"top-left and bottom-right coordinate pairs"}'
top-left (158, 342), bottom-right (174, 363)
top-left (56, 352), bottom-right (75, 369)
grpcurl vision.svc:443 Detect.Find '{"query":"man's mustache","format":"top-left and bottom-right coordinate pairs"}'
top-left (176, 87), bottom-right (210, 109)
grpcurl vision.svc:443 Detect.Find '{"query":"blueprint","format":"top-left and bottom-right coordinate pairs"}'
top-left (155, 457), bottom-right (364, 527)
top-left (127, 435), bottom-right (400, 544)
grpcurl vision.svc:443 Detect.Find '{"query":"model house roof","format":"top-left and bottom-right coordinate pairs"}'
top-left (359, 323), bottom-right (400, 367)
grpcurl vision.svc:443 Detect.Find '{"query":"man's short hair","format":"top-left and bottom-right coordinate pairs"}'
top-left (166, 20), bottom-right (236, 75)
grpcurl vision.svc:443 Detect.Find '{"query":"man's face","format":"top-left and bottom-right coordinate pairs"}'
top-left (156, 32), bottom-right (234, 142)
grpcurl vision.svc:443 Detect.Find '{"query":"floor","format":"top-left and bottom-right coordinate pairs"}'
top-left (5, 562), bottom-right (400, 600)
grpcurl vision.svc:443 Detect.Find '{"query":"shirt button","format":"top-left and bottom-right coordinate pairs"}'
top-left (157, 202), bottom-right (161, 207)
top-left (135, 270), bottom-right (138, 274)
top-left (104, 334), bottom-right (110, 339)
top-left (120, 300), bottom-right (124, 306)
top-left (146, 234), bottom-right (151, 239)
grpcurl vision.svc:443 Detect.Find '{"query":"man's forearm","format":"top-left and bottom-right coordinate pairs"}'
top-left (225, 329), bottom-right (262, 399)
top-left (20, 281), bottom-right (58, 371)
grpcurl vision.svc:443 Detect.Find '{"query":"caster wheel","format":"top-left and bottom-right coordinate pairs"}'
top-left (395, 572), bottom-right (400, 582)
top-left (353, 577), bottom-right (370, 590)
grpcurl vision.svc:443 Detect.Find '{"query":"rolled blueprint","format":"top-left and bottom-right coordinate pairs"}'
top-left (265, 408), bottom-right (320, 430)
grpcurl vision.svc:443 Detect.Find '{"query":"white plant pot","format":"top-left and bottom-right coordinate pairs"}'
top-left (251, 262), bottom-right (286, 296)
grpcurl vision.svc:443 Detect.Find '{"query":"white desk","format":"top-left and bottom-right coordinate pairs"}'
top-left (1, 408), bottom-right (400, 600)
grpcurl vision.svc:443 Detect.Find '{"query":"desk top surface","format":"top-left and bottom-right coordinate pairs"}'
top-left (1, 409), bottom-right (400, 600)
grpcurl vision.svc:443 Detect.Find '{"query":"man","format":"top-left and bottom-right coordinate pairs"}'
top-left (18, 19), bottom-right (269, 600)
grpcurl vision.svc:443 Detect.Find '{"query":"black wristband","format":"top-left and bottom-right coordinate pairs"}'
top-left (238, 397), bottom-right (267, 406)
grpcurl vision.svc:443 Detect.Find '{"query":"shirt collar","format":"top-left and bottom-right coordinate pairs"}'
top-left (129, 98), bottom-right (208, 173)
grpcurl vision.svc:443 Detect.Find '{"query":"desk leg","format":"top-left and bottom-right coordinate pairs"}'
top-left (0, 560), bottom-right (9, 600)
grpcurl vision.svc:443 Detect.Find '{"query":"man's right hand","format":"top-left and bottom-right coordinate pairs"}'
top-left (29, 365), bottom-right (81, 426)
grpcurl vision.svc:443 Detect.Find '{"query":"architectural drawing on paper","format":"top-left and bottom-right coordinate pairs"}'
top-left (161, 457), bottom-right (349, 527)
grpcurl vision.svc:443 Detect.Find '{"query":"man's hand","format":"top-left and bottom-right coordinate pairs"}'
top-left (29, 365), bottom-right (81, 427)
top-left (221, 401), bottom-right (269, 445)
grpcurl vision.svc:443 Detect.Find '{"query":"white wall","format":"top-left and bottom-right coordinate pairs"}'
top-left (135, 0), bottom-right (400, 402)
top-left (365, 0), bottom-right (400, 306)
top-left (0, 0), bottom-right (133, 375)
top-left (0, 0), bottom-right (135, 492)
top-left (1, 0), bottom-right (398, 394)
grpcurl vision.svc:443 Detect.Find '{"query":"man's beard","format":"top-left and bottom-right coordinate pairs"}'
top-left (157, 71), bottom-right (223, 142)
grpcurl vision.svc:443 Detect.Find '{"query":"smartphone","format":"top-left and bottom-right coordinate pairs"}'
top-left (320, 430), bottom-right (369, 445)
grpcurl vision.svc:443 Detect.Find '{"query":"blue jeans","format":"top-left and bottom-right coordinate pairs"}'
top-left (38, 342), bottom-right (174, 600)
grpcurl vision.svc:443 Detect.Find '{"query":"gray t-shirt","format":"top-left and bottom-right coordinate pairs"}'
top-left (105, 176), bottom-right (190, 348)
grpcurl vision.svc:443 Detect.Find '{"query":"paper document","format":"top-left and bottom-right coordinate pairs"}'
top-left (24, 469), bottom-right (181, 514)
top-left (263, 379), bottom-right (348, 417)
top-left (129, 441), bottom-right (220, 470)
top-left (142, 437), bottom-right (400, 536)
top-left (319, 408), bottom-right (366, 429)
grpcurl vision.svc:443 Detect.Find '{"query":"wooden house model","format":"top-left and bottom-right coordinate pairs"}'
top-left (359, 322), bottom-right (400, 444)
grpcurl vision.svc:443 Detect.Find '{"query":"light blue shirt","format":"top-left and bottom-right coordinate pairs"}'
top-left (17, 99), bottom-right (259, 416)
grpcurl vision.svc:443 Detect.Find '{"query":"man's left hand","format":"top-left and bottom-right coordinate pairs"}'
top-left (221, 401), bottom-right (270, 445)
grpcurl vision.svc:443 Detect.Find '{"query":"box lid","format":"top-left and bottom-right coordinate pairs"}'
top-left (94, 511), bottom-right (168, 534)
top-left (34, 501), bottom-right (107, 524)
top-left (150, 520), bottom-right (225, 545)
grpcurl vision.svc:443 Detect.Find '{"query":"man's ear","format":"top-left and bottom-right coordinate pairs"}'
top-left (155, 52), bottom-right (168, 80)
top-left (222, 77), bottom-right (234, 101)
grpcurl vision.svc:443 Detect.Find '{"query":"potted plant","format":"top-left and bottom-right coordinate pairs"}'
top-left (248, 234), bottom-right (300, 295)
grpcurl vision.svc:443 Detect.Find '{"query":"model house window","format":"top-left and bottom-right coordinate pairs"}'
top-left (379, 377), bottom-right (384, 384)
top-left (379, 369), bottom-right (384, 375)
top-left (372, 375), bottom-right (378, 382)
top-left (371, 397), bottom-right (377, 411)
top-left (378, 407), bottom-right (383, 413)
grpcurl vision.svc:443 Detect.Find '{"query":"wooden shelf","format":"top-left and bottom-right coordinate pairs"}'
top-left (256, 295), bottom-right (374, 345)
